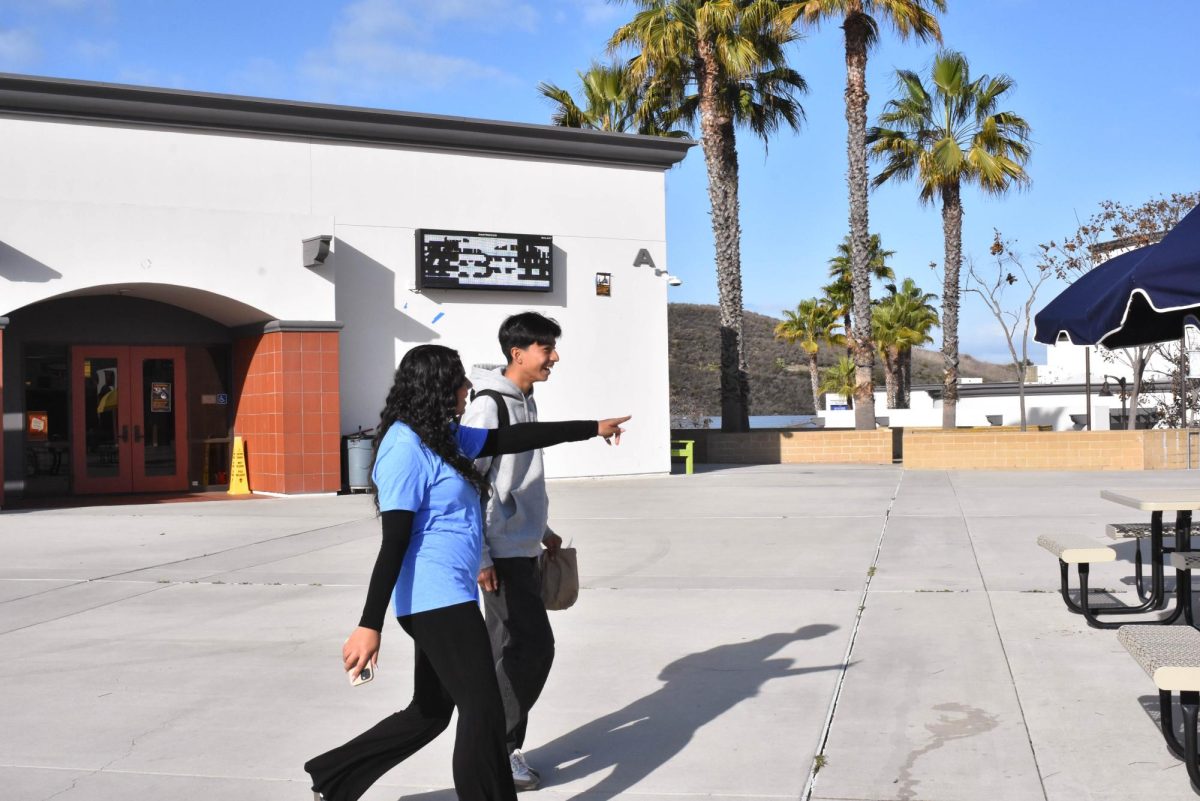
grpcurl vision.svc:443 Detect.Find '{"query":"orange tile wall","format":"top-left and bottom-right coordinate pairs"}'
top-left (232, 329), bottom-right (341, 494)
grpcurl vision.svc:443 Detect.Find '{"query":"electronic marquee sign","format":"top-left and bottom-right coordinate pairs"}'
top-left (416, 229), bottom-right (553, 292)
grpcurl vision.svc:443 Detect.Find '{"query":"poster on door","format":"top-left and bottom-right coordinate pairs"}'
top-left (150, 382), bottom-right (172, 413)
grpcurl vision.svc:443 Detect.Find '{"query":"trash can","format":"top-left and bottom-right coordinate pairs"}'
top-left (345, 432), bottom-right (374, 492)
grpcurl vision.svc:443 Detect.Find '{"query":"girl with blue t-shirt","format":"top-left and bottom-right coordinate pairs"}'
top-left (305, 344), bottom-right (628, 801)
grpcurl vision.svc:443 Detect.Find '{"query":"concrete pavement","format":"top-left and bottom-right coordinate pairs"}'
top-left (1, 465), bottom-right (1198, 800)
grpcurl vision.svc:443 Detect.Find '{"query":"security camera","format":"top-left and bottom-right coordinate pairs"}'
top-left (667, 275), bottom-right (683, 287)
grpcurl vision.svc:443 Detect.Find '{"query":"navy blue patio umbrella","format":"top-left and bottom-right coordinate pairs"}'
top-left (1033, 245), bottom-right (1153, 346)
top-left (1034, 203), bottom-right (1200, 348)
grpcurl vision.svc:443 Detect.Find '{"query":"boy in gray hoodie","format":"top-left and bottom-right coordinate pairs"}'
top-left (461, 312), bottom-right (562, 791)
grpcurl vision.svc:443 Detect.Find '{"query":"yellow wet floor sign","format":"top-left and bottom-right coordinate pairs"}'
top-left (228, 436), bottom-right (250, 496)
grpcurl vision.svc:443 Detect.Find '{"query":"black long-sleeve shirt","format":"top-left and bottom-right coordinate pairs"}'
top-left (357, 420), bottom-right (597, 630)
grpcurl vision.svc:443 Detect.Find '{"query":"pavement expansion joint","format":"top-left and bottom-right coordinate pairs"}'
top-left (801, 470), bottom-right (907, 801)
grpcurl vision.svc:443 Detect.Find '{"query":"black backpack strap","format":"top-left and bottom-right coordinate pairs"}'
top-left (470, 389), bottom-right (510, 429)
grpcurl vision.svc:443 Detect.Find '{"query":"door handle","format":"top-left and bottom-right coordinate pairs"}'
top-left (133, 425), bottom-right (143, 444)
top-left (120, 425), bottom-right (130, 443)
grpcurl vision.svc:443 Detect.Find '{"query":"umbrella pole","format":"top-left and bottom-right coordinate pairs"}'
top-left (1182, 335), bottom-right (1189, 429)
top-left (1085, 347), bottom-right (1092, 430)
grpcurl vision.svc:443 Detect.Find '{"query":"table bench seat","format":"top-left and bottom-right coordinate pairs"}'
top-left (1119, 625), bottom-right (1200, 692)
top-left (1119, 622), bottom-right (1200, 794)
top-left (1036, 533), bottom-right (1116, 564)
top-left (1107, 522), bottom-right (1178, 540)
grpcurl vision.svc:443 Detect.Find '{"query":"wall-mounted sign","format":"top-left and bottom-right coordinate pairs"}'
top-left (595, 273), bottom-right (611, 297)
top-left (150, 382), bottom-right (172, 413)
top-left (416, 229), bottom-right (553, 292)
top-left (26, 411), bottom-right (48, 441)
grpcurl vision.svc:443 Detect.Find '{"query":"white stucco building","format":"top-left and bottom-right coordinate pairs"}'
top-left (0, 74), bottom-right (693, 504)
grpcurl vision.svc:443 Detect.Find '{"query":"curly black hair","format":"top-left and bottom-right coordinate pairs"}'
top-left (372, 344), bottom-right (489, 506)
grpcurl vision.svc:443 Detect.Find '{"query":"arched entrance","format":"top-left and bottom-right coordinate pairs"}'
top-left (1, 284), bottom-right (345, 503)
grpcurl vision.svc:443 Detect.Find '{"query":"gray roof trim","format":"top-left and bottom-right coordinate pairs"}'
top-left (0, 73), bottom-right (694, 169)
top-left (262, 320), bottom-right (345, 334)
top-left (914, 381), bottom-right (1168, 398)
top-left (1091, 232), bottom-right (1166, 256)
top-left (0, 316), bottom-right (8, 330)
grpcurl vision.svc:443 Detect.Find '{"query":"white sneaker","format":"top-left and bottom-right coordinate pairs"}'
top-left (510, 748), bottom-right (540, 791)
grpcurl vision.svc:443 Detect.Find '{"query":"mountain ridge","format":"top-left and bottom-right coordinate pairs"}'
top-left (669, 303), bottom-right (1015, 417)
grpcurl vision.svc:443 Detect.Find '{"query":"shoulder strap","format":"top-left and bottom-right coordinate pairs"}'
top-left (471, 389), bottom-right (510, 429)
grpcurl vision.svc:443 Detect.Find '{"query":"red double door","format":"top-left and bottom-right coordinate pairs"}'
top-left (71, 346), bottom-right (189, 494)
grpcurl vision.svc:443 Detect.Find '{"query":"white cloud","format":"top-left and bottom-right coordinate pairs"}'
top-left (430, 0), bottom-right (538, 32)
top-left (554, 0), bottom-right (623, 27)
top-left (0, 28), bottom-right (37, 68)
top-left (298, 0), bottom-right (521, 101)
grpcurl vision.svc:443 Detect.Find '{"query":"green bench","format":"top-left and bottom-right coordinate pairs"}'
top-left (670, 439), bottom-right (694, 475)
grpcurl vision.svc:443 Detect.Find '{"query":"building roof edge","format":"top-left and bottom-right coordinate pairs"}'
top-left (0, 73), bottom-right (695, 169)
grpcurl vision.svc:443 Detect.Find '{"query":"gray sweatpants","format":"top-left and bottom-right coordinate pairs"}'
top-left (482, 556), bottom-right (555, 753)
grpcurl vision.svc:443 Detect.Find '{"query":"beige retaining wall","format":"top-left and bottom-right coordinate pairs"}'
top-left (670, 427), bottom-right (1200, 470)
top-left (903, 428), bottom-right (1200, 471)
top-left (685, 429), bottom-right (893, 465)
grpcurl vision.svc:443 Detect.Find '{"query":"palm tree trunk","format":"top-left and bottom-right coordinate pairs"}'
top-left (808, 353), bottom-right (822, 414)
top-left (883, 350), bottom-right (899, 409)
top-left (940, 180), bottom-right (963, 429)
top-left (844, 311), bottom-right (853, 359)
top-left (899, 347), bottom-right (912, 409)
top-left (844, 4), bottom-right (875, 430)
top-left (696, 45), bottom-right (749, 433)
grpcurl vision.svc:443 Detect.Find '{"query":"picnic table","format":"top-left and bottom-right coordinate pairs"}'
top-left (1101, 489), bottom-right (1200, 618)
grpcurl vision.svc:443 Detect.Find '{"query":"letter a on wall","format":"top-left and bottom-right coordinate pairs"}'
top-left (633, 248), bottom-right (656, 269)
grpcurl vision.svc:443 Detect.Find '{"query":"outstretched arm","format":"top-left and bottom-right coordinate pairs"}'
top-left (476, 416), bottom-right (630, 457)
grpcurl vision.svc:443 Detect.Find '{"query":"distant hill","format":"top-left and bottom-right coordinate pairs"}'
top-left (669, 303), bottom-right (1014, 417)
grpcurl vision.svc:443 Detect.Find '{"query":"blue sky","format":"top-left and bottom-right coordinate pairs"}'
top-left (3, 0), bottom-right (1199, 363)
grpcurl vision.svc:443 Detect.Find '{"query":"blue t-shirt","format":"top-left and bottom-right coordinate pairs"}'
top-left (372, 422), bottom-right (490, 617)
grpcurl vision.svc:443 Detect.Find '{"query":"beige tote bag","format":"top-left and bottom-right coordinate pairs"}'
top-left (539, 547), bottom-right (579, 611)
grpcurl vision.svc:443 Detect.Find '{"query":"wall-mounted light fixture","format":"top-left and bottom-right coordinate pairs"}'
top-left (303, 235), bottom-right (333, 269)
top-left (633, 247), bottom-right (682, 286)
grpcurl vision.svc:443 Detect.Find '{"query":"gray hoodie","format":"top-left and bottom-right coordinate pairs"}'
top-left (461, 366), bottom-right (553, 568)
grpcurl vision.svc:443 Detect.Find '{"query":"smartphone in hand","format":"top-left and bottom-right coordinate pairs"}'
top-left (349, 663), bottom-right (375, 687)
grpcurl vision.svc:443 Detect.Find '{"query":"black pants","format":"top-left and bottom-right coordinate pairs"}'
top-left (483, 556), bottom-right (555, 753)
top-left (304, 601), bottom-right (516, 801)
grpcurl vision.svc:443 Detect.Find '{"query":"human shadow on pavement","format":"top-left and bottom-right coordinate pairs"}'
top-left (527, 623), bottom-right (843, 799)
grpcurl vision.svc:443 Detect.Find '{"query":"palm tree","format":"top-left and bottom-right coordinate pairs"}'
top-left (612, 0), bottom-right (808, 432)
top-left (868, 50), bottom-right (1031, 428)
top-left (775, 298), bottom-right (845, 412)
top-left (790, 0), bottom-right (944, 430)
top-left (872, 278), bottom-right (938, 407)
top-left (538, 61), bottom-right (687, 135)
top-left (825, 232), bottom-right (895, 356)
top-left (820, 356), bottom-right (858, 409)
top-left (892, 277), bottom-right (939, 407)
